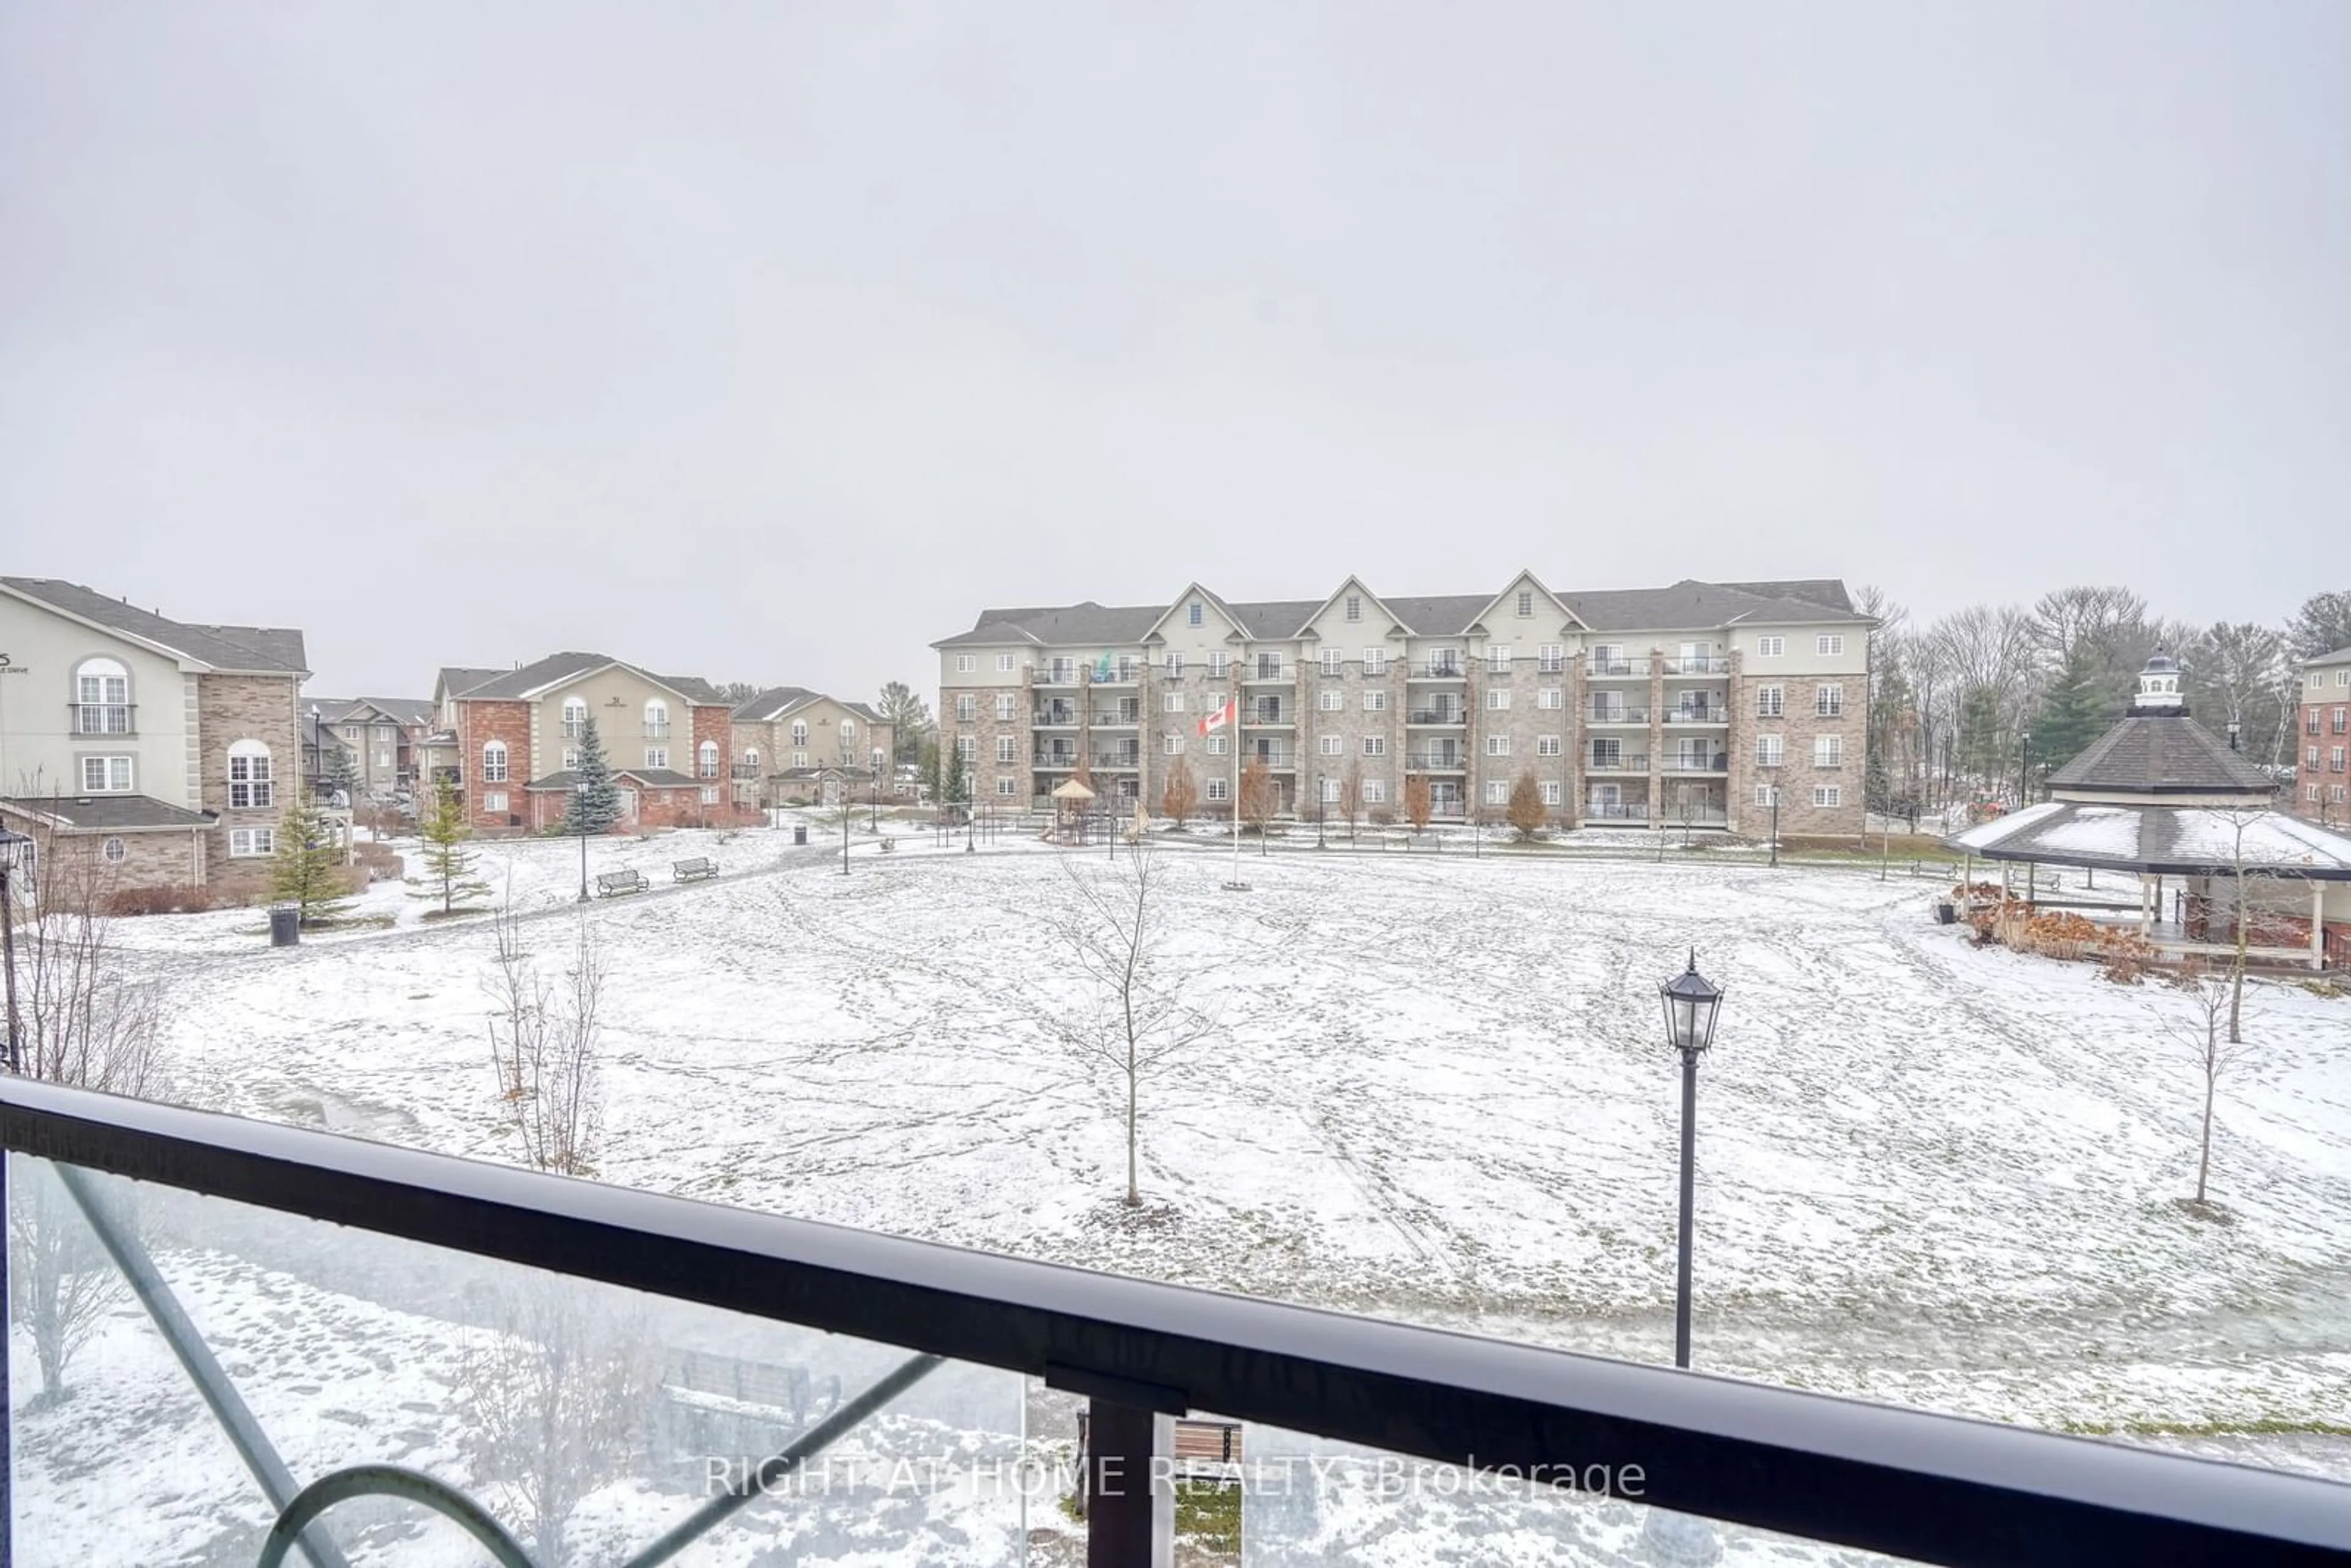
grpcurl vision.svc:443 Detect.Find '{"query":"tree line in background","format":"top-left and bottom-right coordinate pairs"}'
top-left (1862, 586), bottom-right (2351, 820)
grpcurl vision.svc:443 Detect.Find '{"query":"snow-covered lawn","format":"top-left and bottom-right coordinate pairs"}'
top-left (18, 833), bottom-right (2351, 1559)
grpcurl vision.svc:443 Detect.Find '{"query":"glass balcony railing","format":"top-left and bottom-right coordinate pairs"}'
top-left (5, 1079), bottom-right (2343, 1568)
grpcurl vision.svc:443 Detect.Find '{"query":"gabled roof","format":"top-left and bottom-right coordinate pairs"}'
top-left (456, 653), bottom-right (720, 705)
top-left (1561, 580), bottom-right (1870, 632)
top-left (0, 577), bottom-right (309, 673)
top-left (733, 685), bottom-right (820, 721)
top-left (524, 767), bottom-right (704, 791)
top-left (1290, 576), bottom-right (1408, 638)
top-left (2306, 645), bottom-right (2351, 671)
top-left (436, 667), bottom-right (502, 700)
top-left (1464, 569), bottom-right (1589, 637)
top-left (348, 697), bottom-right (434, 726)
top-left (1, 794), bottom-right (215, 831)
top-left (1717, 579), bottom-right (1857, 614)
top-left (2047, 718), bottom-right (2278, 797)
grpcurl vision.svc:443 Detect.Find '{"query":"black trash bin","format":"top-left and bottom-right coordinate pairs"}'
top-left (793, 825), bottom-right (808, 846)
top-left (1934, 901), bottom-right (1957, 926)
top-left (269, 906), bottom-right (301, 947)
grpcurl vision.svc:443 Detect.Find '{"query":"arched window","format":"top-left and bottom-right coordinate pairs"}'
top-left (227, 739), bottom-right (274, 809)
top-left (743, 748), bottom-right (759, 768)
top-left (840, 718), bottom-right (856, 746)
top-left (562, 698), bottom-right (588, 738)
top-left (644, 699), bottom-right (670, 738)
top-left (482, 740), bottom-right (509, 783)
top-left (698, 738), bottom-right (719, 779)
top-left (74, 656), bottom-right (132, 735)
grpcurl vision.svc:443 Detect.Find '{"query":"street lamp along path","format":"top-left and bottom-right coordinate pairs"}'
top-left (1659, 950), bottom-right (1723, 1373)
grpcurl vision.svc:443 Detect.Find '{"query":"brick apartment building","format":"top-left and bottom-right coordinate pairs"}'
top-left (2295, 645), bottom-right (2351, 825)
top-left (931, 573), bottom-right (1872, 837)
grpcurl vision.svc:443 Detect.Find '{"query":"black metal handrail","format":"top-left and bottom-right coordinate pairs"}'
top-left (4, 1081), bottom-right (2349, 1566)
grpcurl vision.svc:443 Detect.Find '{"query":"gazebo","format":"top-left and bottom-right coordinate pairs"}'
top-left (1946, 652), bottom-right (2351, 970)
top-left (1050, 776), bottom-right (1097, 844)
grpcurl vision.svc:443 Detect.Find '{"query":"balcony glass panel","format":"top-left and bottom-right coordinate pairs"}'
top-left (6, 1156), bottom-right (1027, 1567)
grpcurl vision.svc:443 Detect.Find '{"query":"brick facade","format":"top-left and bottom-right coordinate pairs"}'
top-left (2293, 681), bottom-right (2350, 823)
top-left (1728, 670), bottom-right (1868, 838)
top-left (195, 672), bottom-right (302, 900)
top-left (456, 698), bottom-right (532, 834)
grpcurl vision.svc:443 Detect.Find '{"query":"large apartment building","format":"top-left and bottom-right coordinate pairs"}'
top-left (931, 573), bottom-right (1871, 836)
top-left (2295, 645), bottom-right (2351, 824)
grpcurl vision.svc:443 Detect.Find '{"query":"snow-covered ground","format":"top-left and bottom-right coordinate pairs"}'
top-left (16, 826), bottom-right (2351, 1561)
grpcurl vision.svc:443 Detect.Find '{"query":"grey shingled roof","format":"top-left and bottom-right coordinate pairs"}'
top-left (1717, 579), bottom-right (1856, 613)
top-left (935, 577), bottom-right (1866, 648)
top-left (733, 685), bottom-right (818, 721)
top-left (1, 794), bottom-right (214, 831)
top-left (2046, 716), bottom-right (2279, 796)
top-left (2, 577), bottom-right (309, 672)
top-left (524, 767), bottom-right (705, 791)
top-left (457, 654), bottom-right (722, 705)
top-left (437, 666), bottom-right (502, 699)
top-left (351, 697), bottom-right (433, 726)
top-left (2306, 644), bottom-right (2351, 670)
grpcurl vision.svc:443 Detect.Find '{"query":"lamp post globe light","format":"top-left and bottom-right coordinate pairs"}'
top-left (1, 824), bottom-right (31, 1073)
top-left (1659, 950), bottom-right (1723, 1371)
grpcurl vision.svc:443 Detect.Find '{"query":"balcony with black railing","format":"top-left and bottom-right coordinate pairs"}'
top-left (1406, 708), bottom-right (1465, 726)
top-left (1586, 752), bottom-right (1651, 772)
top-left (1588, 706), bottom-right (1650, 725)
top-left (1586, 658), bottom-right (1651, 679)
top-left (1405, 750), bottom-right (1466, 770)
top-left (9, 1067), bottom-right (2346, 1565)
top-left (1662, 656), bottom-right (1734, 676)
top-left (1665, 702), bottom-right (1730, 725)
top-left (1407, 661), bottom-right (1467, 680)
top-left (1582, 800), bottom-right (1652, 821)
top-left (69, 702), bottom-right (137, 735)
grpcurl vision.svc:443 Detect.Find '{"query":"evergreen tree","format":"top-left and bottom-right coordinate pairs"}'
top-left (564, 718), bottom-right (624, 835)
top-left (271, 796), bottom-right (354, 926)
top-left (415, 777), bottom-right (490, 913)
top-left (323, 743), bottom-right (358, 803)
top-left (1865, 666), bottom-right (1914, 814)
top-left (942, 740), bottom-right (970, 807)
top-left (2033, 641), bottom-right (2108, 775)
top-left (1954, 685), bottom-right (2006, 793)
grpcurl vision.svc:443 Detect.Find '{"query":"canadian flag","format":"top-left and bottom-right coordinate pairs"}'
top-left (1196, 698), bottom-right (1237, 737)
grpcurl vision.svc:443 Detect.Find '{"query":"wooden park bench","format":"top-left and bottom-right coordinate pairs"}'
top-left (672, 857), bottom-right (718, 883)
top-left (595, 869), bottom-right (651, 898)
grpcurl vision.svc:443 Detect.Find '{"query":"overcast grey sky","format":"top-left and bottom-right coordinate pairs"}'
top-left (3, 2), bottom-right (2344, 700)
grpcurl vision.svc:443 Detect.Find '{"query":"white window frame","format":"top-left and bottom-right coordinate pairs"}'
top-left (1205, 777), bottom-right (1230, 802)
top-left (1517, 590), bottom-right (1534, 618)
top-left (1815, 684), bottom-right (1845, 718)
top-left (1485, 779), bottom-right (1509, 805)
top-left (955, 654), bottom-right (977, 673)
top-left (1362, 649), bottom-right (1387, 676)
top-left (644, 747), bottom-right (669, 770)
top-left (73, 658), bottom-right (132, 735)
top-left (1363, 736), bottom-right (1387, 757)
top-left (1319, 735), bottom-right (1343, 756)
top-left (953, 697), bottom-right (975, 722)
top-left (1755, 784), bottom-right (1777, 807)
top-left (1757, 636), bottom-right (1785, 658)
top-left (1165, 652), bottom-right (1185, 678)
top-left (228, 827), bottom-right (274, 858)
top-left (1489, 645), bottom-right (1513, 672)
top-left (1817, 634), bottom-right (1845, 656)
top-left (1318, 690), bottom-right (1343, 711)
top-left (102, 836), bottom-right (128, 863)
top-left (563, 747), bottom-right (582, 771)
top-left (1320, 648), bottom-right (1344, 677)
top-left (1164, 735), bottom-right (1183, 755)
top-left (484, 790), bottom-right (510, 813)
top-left (698, 740), bottom-right (721, 778)
top-left (1363, 690), bottom-right (1387, 711)
top-left (227, 741), bottom-right (274, 809)
top-left (996, 737), bottom-right (1018, 763)
top-left (1537, 735), bottom-right (1562, 757)
top-left (81, 754), bottom-right (134, 793)
top-left (1164, 692), bottom-right (1186, 713)
top-left (481, 740), bottom-right (509, 783)
top-left (997, 776), bottom-right (1018, 797)
top-left (995, 693), bottom-right (1017, 721)
top-left (1206, 735), bottom-right (1229, 756)
top-left (1539, 779), bottom-right (1561, 806)
top-left (1485, 735), bottom-right (1510, 756)
top-left (1188, 601), bottom-right (1204, 628)
top-left (1538, 645), bottom-right (1564, 673)
top-left (1814, 735), bottom-right (1843, 768)
top-left (1756, 735), bottom-right (1785, 768)
top-left (1209, 653), bottom-right (1229, 678)
top-left (1813, 785), bottom-right (1842, 808)
top-left (1757, 685), bottom-right (1784, 718)
top-left (1487, 689), bottom-right (1510, 710)
top-left (561, 699), bottom-right (587, 738)
top-left (996, 652), bottom-right (1014, 672)
top-left (955, 736), bottom-right (977, 762)
top-left (1537, 686), bottom-right (1562, 710)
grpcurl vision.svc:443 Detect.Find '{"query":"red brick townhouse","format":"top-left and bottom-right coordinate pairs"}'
top-left (427, 653), bottom-right (747, 835)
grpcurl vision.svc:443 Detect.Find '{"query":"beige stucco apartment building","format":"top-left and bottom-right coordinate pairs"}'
top-left (0, 576), bottom-right (307, 902)
top-left (931, 573), bottom-right (1872, 838)
top-left (727, 688), bottom-right (893, 809)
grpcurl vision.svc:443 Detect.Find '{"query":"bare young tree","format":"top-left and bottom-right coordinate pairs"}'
top-left (1340, 759), bottom-right (1364, 845)
top-left (1237, 757), bottom-right (1277, 850)
top-left (485, 902), bottom-right (607, 1176)
top-left (456, 1285), bottom-right (657, 1566)
top-left (1160, 756), bottom-right (1198, 828)
top-left (1051, 838), bottom-right (1220, 1207)
top-left (2163, 963), bottom-right (2253, 1212)
top-left (7, 817), bottom-right (168, 1405)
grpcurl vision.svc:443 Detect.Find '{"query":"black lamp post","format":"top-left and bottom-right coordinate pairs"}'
top-left (1, 825), bottom-right (29, 1073)
top-left (1768, 784), bottom-right (1781, 868)
top-left (575, 787), bottom-right (591, 904)
top-left (1659, 950), bottom-right (1723, 1370)
top-left (2019, 728), bottom-right (2032, 808)
top-left (1317, 773), bottom-right (1327, 850)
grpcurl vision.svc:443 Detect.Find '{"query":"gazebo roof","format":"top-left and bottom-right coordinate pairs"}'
top-left (1947, 800), bottom-right (2351, 881)
top-left (2044, 716), bottom-right (2275, 796)
top-left (1050, 778), bottom-right (1097, 800)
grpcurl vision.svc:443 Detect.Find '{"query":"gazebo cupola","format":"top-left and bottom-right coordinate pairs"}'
top-left (2124, 647), bottom-right (2187, 718)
